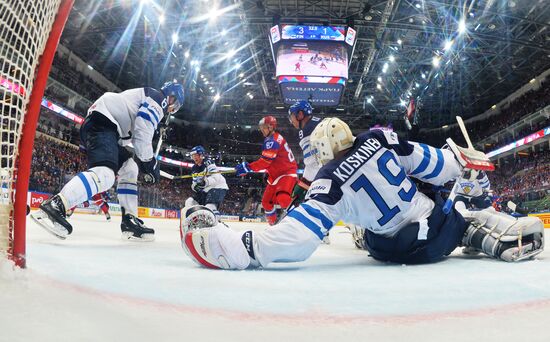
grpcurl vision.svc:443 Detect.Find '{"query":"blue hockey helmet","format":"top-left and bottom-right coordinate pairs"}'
top-left (190, 145), bottom-right (206, 156)
top-left (288, 100), bottom-right (313, 118)
top-left (161, 81), bottom-right (185, 114)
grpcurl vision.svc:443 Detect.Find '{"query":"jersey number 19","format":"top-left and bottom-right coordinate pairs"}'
top-left (351, 150), bottom-right (416, 226)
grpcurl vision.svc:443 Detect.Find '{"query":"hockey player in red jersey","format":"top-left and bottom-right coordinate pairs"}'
top-left (67, 191), bottom-right (111, 221)
top-left (235, 116), bottom-right (298, 225)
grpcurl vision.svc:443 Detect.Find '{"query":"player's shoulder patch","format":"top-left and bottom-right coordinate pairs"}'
top-left (382, 130), bottom-right (399, 144)
top-left (308, 178), bottom-right (332, 196)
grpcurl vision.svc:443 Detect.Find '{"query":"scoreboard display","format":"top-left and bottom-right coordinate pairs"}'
top-left (269, 25), bottom-right (357, 106)
top-left (281, 25), bottom-right (346, 41)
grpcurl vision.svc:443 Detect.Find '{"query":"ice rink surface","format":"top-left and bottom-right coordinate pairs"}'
top-left (1, 213), bottom-right (550, 342)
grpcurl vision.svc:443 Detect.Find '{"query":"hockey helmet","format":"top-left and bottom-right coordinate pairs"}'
top-left (310, 117), bottom-right (355, 165)
top-left (161, 81), bottom-right (185, 114)
top-left (190, 145), bottom-right (206, 156)
top-left (259, 115), bottom-right (277, 130)
top-left (288, 100), bottom-right (313, 119)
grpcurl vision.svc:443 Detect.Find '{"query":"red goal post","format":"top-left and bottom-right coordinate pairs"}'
top-left (0, 0), bottom-right (74, 267)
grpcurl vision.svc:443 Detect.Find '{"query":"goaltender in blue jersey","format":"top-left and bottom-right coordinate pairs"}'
top-left (181, 118), bottom-right (544, 269)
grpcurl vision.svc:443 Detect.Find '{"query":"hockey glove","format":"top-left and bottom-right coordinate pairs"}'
top-left (291, 179), bottom-right (311, 207)
top-left (235, 162), bottom-right (251, 176)
top-left (191, 178), bottom-right (206, 192)
top-left (139, 158), bottom-right (160, 184)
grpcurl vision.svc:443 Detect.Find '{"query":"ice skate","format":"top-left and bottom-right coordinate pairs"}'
top-left (120, 207), bottom-right (155, 241)
top-left (105, 212), bottom-right (111, 221)
top-left (31, 195), bottom-right (73, 240)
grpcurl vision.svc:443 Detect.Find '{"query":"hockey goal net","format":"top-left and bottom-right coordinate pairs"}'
top-left (0, 0), bottom-right (73, 267)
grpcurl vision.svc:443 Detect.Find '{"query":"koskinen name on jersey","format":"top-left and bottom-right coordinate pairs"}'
top-left (333, 138), bottom-right (382, 183)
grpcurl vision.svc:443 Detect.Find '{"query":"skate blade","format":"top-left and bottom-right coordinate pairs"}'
top-left (30, 211), bottom-right (68, 240)
top-left (121, 231), bottom-right (155, 242)
top-left (510, 248), bottom-right (544, 262)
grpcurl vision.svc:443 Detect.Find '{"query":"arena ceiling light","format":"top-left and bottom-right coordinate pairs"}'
top-left (389, 55), bottom-right (395, 62)
top-left (213, 94), bottom-right (221, 101)
top-left (366, 97), bottom-right (373, 104)
top-left (159, 14), bottom-right (165, 24)
top-left (376, 83), bottom-right (382, 90)
top-left (397, 39), bottom-right (402, 45)
top-left (171, 32), bottom-right (178, 44)
top-left (443, 40), bottom-right (453, 51)
top-left (226, 49), bottom-right (236, 58)
top-left (458, 19), bottom-right (466, 34)
top-left (377, 76), bottom-right (382, 82)
top-left (184, 51), bottom-right (190, 58)
top-left (432, 56), bottom-right (441, 67)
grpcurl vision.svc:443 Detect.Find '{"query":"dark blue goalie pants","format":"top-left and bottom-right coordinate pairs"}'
top-left (363, 204), bottom-right (468, 264)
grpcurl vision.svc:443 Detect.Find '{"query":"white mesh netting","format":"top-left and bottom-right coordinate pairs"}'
top-left (0, 0), bottom-right (62, 256)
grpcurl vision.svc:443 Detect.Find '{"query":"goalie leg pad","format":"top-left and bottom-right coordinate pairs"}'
top-left (183, 224), bottom-right (251, 270)
top-left (461, 208), bottom-right (544, 262)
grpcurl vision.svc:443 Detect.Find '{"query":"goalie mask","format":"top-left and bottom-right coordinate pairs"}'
top-left (180, 205), bottom-right (217, 235)
top-left (310, 117), bottom-right (355, 165)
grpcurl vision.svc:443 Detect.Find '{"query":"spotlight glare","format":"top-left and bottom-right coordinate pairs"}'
top-left (367, 97), bottom-right (373, 104)
top-left (458, 19), bottom-right (466, 34)
top-left (221, 29), bottom-right (227, 36)
top-left (389, 55), bottom-right (395, 62)
top-left (432, 56), bottom-right (440, 67)
top-left (184, 51), bottom-right (190, 58)
top-left (159, 14), bottom-right (165, 24)
top-left (227, 49), bottom-right (236, 58)
top-left (397, 39), bottom-right (402, 45)
top-left (376, 83), bottom-right (382, 90)
top-left (171, 32), bottom-right (178, 44)
top-left (239, 73), bottom-right (244, 78)
top-left (377, 76), bottom-right (382, 82)
top-left (443, 40), bottom-right (453, 51)
top-left (400, 99), bottom-right (407, 107)
top-left (214, 93), bottom-right (221, 101)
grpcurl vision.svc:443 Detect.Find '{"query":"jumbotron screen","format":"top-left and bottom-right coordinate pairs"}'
top-left (275, 41), bottom-right (348, 78)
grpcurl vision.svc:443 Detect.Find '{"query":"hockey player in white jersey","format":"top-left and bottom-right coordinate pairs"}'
top-left (454, 170), bottom-right (492, 210)
top-left (287, 100), bottom-right (322, 206)
top-left (32, 81), bottom-right (184, 241)
top-left (181, 118), bottom-right (544, 269)
top-left (184, 145), bottom-right (229, 218)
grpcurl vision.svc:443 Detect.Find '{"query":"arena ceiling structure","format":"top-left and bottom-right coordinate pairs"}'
top-left (60, 0), bottom-right (550, 130)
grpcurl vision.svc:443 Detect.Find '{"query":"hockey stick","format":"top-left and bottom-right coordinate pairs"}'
top-left (161, 169), bottom-right (237, 180)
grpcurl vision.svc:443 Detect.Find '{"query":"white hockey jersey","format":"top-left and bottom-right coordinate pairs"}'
top-left (298, 116), bottom-right (322, 182)
top-left (87, 87), bottom-right (166, 162)
top-left (191, 159), bottom-right (229, 192)
top-left (288, 130), bottom-right (462, 238)
top-left (456, 171), bottom-right (490, 197)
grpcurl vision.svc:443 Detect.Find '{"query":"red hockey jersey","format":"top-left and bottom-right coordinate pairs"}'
top-left (249, 132), bottom-right (297, 182)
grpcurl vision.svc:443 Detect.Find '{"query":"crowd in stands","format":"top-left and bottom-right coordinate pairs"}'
top-left (420, 78), bottom-right (550, 147)
top-left (50, 52), bottom-right (107, 102)
top-left (29, 133), bottom-right (264, 214)
top-left (487, 149), bottom-right (550, 207)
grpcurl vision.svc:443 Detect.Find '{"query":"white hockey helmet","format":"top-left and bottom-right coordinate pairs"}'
top-left (310, 117), bottom-right (355, 165)
top-left (180, 205), bottom-right (217, 235)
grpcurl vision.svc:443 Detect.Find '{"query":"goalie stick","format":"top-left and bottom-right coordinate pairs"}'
top-left (442, 116), bottom-right (495, 214)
